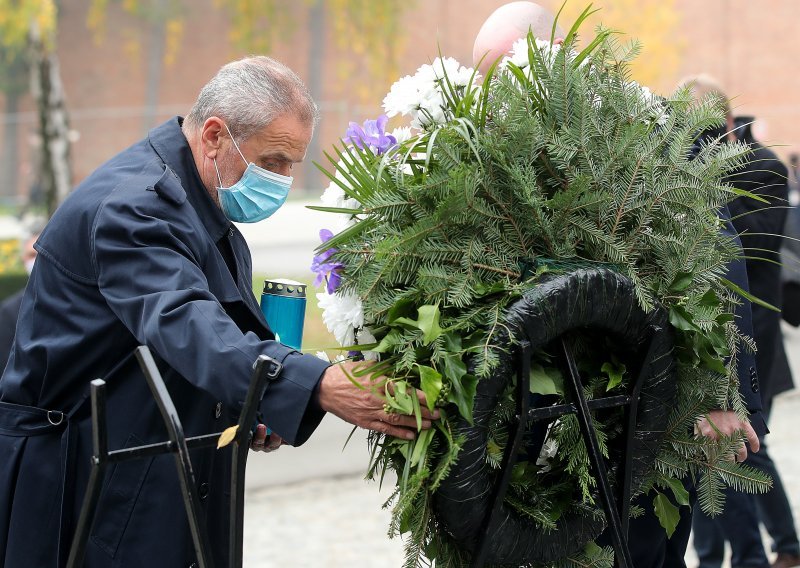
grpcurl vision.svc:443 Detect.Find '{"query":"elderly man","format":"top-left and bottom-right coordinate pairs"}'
top-left (472, 4), bottom-right (764, 568)
top-left (0, 56), bottom-right (435, 567)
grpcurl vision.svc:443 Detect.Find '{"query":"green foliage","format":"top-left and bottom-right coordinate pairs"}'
top-left (316, 8), bottom-right (772, 566)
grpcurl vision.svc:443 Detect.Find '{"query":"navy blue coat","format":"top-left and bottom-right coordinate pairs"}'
top-left (727, 125), bottom-right (794, 406)
top-left (0, 118), bottom-right (329, 567)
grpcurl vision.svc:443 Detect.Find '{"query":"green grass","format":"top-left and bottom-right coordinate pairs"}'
top-left (0, 273), bottom-right (28, 301)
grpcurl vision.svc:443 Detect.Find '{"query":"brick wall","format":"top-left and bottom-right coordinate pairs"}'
top-left (1, 0), bottom-right (798, 201)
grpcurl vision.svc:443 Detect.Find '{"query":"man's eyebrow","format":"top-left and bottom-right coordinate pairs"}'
top-left (259, 151), bottom-right (300, 163)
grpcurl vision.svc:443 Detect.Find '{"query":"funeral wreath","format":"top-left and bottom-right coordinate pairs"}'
top-left (310, 8), bottom-right (771, 567)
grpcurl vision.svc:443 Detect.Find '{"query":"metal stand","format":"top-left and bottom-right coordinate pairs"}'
top-left (67, 346), bottom-right (282, 568)
top-left (471, 335), bottom-right (655, 568)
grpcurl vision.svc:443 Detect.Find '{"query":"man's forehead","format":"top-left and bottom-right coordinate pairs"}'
top-left (251, 115), bottom-right (312, 158)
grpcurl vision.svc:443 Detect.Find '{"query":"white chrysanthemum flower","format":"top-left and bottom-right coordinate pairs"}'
top-left (383, 74), bottom-right (422, 118)
top-left (317, 290), bottom-right (364, 347)
top-left (390, 126), bottom-right (415, 144)
top-left (356, 327), bottom-right (379, 361)
top-left (315, 351), bottom-right (331, 362)
top-left (383, 57), bottom-right (478, 130)
top-left (427, 56), bottom-right (475, 87)
top-left (502, 37), bottom-right (562, 71)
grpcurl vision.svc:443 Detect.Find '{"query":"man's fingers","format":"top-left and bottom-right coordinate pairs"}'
top-left (744, 422), bottom-right (760, 454)
top-left (371, 420), bottom-right (416, 440)
top-left (251, 423), bottom-right (268, 452)
top-left (382, 411), bottom-right (432, 430)
top-left (413, 390), bottom-right (441, 419)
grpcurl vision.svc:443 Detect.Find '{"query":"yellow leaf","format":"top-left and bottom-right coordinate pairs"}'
top-left (217, 425), bottom-right (239, 449)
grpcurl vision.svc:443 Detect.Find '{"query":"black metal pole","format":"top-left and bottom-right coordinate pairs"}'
top-left (228, 354), bottom-right (282, 568)
top-left (619, 336), bottom-right (657, 536)
top-left (135, 346), bottom-right (214, 568)
top-left (471, 341), bottom-right (532, 568)
top-left (560, 338), bottom-right (633, 568)
top-left (66, 379), bottom-right (109, 568)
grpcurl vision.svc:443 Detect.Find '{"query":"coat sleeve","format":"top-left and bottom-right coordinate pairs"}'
top-left (91, 192), bottom-right (329, 445)
top-left (726, 151), bottom-right (789, 253)
top-left (718, 204), bottom-right (767, 436)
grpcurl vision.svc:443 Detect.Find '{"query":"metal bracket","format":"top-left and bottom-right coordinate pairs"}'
top-left (470, 334), bottom-right (653, 568)
top-left (67, 346), bottom-right (280, 568)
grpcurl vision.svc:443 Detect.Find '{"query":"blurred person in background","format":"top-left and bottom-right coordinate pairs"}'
top-left (474, 7), bottom-right (764, 568)
top-left (782, 153), bottom-right (800, 327)
top-left (0, 230), bottom-right (39, 370)
top-left (0, 55), bottom-right (437, 567)
top-left (686, 78), bottom-right (800, 568)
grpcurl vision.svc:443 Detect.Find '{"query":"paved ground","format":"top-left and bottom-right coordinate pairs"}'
top-left (242, 325), bottom-right (800, 567)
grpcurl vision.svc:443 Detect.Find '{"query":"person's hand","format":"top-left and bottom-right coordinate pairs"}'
top-left (695, 409), bottom-right (760, 463)
top-left (251, 423), bottom-right (284, 453)
top-left (316, 361), bottom-right (440, 440)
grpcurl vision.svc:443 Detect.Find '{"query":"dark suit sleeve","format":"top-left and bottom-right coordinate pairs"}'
top-left (718, 204), bottom-right (766, 436)
top-left (91, 196), bottom-right (329, 446)
top-left (726, 149), bottom-right (788, 254)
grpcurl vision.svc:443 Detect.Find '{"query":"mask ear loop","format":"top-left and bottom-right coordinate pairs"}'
top-left (213, 158), bottom-right (224, 188)
top-left (223, 122), bottom-right (249, 166)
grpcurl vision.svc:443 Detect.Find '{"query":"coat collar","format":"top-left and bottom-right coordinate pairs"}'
top-left (147, 117), bottom-right (231, 243)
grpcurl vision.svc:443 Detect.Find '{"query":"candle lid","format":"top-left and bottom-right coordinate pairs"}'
top-left (263, 278), bottom-right (307, 298)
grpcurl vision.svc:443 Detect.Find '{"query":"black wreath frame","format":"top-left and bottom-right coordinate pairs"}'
top-left (433, 268), bottom-right (677, 564)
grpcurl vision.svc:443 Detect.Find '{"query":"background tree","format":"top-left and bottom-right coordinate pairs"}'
top-left (0, 46), bottom-right (29, 205)
top-left (88, 0), bottom-right (411, 189)
top-left (552, 0), bottom-right (683, 94)
top-left (0, 0), bottom-right (72, 216)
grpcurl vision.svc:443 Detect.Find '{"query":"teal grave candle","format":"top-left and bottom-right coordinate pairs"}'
top-left (260, 279), bottom-right (306, 350)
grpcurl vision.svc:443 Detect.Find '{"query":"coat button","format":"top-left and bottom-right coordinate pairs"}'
top-left (214, 402), bottom-right (223, 419)
top-left (198, 483), bottom-right (210, 501)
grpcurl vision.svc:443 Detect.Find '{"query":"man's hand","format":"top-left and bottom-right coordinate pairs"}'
top-left (251, 423), bottom-right (284, 453)
top-left (695, 409), bottom-right (760, 463)
top-left (316, 361), bottom-right (440, 440)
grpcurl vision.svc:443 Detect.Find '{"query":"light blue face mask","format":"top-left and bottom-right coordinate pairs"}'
top-left (214, 123), bottom-right (293, 223)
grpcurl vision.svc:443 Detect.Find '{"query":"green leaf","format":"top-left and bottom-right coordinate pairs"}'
top-left (374, 329), bottom-right (405, 353)
top-left (653, 491), bottom-right (681, 538)
top-left (442, 331), bottom-right (462, 353)
top-left (387, 297), bottom-right (415, 323)
top-left (699, 343), bottom-right (728, 375)
top-left (418, 365), bottom-right (443, 412)
top-left (699, 289), bottom-right (721, 309)
top-left (390, 305), bottom-right (442, 345)
top-left (448, 373), bottom-right (478, 425)
top-left (387, 380), bottom-right (414, 415)
top-left (720, 277), bottom-right (780, 312)
top-left (529, 363), bottom-right (564, 395)
top-left (669, 305), bottom-right (698, 331)
top-left (601, 361), bottom-right (626, 392)
top-left (663, 477), bottom-right (690, 507)
top-left (416, 304), bottom-right (442, 345)
top-left (409, 427), bottom-right (435, 468)
top-left (305, 204), bottom-right (364, 215)
top-left (669, 271), bottom-right (694, 293)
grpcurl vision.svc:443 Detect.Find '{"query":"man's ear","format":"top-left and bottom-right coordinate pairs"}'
top-left (726, 114), bottom-right (736, 142)
top-left (201, 117), bottom-right (226, 160)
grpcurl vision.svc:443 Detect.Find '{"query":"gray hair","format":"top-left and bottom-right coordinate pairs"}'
top-left (184, 56), bottom-right (319, 140)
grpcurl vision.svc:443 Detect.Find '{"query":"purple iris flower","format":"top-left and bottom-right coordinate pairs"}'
top-left (310, 229), bottom-right (344, 294)
top-left (343, 114), bottom-right (397, 155)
